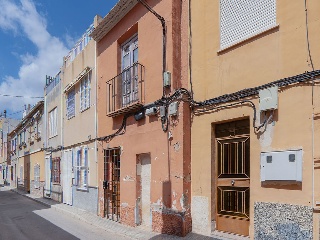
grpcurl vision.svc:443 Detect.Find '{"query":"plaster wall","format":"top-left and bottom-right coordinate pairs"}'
top-left (62, 40), bottom-right (97, 148)
top-left (191, 0), bottom-right (320, 238)
top-left (96, 0), bottom-right (190, 236)
top-left (46, 82), bottom-right (62, 149)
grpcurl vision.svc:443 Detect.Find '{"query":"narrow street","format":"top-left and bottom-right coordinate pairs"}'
top-left (0, 189), bottom-right (131, 240)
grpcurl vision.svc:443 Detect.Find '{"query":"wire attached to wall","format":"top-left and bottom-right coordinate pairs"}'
top-left (0, 94), bottom-right (43, 99)
top-left (137, 0), bottom-right (167, 97)
top-left (304, 0), bottom-right (315, 71)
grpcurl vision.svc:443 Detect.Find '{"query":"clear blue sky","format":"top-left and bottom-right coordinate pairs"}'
top-left (0, 0), bottom-right (118, 118)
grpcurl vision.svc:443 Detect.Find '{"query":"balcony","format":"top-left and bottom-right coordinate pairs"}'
top-left (106, 63), bottom-right (145, 117)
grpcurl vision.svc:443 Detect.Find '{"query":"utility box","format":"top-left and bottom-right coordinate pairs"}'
top-left (261, 149), bottom-right (303, 182)
top-left (163, 71), bottom-right (171, 87)
top-left (169, 102), bottom-right (178, 116)
top-left (145, 107), bottom-right (157, 116)
top-left (159, 106), bottom-right (166, 118)
top-left (259, 86), bottom-right (278, 112)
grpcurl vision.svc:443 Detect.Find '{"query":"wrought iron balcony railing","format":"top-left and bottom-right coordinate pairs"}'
top-left (106, 63), bottom-right (145, 117)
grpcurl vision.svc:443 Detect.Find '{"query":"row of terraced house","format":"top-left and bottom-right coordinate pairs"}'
top-left (2, 0), bottom-right (320, 239)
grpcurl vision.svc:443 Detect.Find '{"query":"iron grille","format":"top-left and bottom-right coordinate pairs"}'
top-left (106, 63), bottom-right (145, 115)
top-left (104, 148), bottom-right (121, 221)
top-left (217, 136), bottom-right (250, 178)
top-left (218, 187), bottom-right (249, 218)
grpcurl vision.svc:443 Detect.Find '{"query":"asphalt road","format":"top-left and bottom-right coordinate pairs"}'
top-left (0, 189), bottom-right (131, 240)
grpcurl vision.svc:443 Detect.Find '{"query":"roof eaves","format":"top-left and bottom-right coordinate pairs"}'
top-left (91, 0), bottom-right (139, 42)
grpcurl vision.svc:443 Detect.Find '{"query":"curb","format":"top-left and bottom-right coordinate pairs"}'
top-left (10, 189), bottom-right (52, 208)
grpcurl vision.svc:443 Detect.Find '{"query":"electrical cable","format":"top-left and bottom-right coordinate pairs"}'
top-left (304, 0), bottom-right (315, 71)
top-left (0, 94), bottom-right (43, 99)
top-left (188, 0), bottom-right (194, 98)
top-left (98, 70), bottom-right (320, 141)
top-left (137, 0), bottom-right (167, 97)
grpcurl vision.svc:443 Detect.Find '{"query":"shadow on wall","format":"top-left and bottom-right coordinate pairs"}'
top-left (149, 232), bottom-right (220, 240)
top-left (155, 180), bottom-right (194, 237)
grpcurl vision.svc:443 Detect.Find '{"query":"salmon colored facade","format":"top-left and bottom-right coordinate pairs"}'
top-left (191, 0), bottom-right (320, 239)
top-left (92, 0), bottom-right (191, 236)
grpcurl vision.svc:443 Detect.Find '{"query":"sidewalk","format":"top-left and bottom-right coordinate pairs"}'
top-left (4, 186), bottom-right (247, 240)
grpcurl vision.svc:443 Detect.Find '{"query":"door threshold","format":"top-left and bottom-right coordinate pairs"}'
top-left (212, 230), bottom-right (250, 240)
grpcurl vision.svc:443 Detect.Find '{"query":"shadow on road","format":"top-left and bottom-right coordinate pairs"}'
top-left (0, 189), bottom-right (79, 240)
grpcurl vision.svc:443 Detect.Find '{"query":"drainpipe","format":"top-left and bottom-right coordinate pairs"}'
top-left (94, 38), bottom-right (99, 214)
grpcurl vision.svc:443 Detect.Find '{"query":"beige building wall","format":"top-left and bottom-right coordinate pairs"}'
top-left (61, 24), bottom-right (98, 214)
top-left (191, 0), bottom-right (320, 239)
top-left (62, 39), bottom-right (97, 148)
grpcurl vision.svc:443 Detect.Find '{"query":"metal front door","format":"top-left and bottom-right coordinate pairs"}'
top-left (215, 119), bottom-right (250, 236)
top-left (24, 155), bottom-right (30, 192)
top-left (104, 148), bottom-right (121, 221)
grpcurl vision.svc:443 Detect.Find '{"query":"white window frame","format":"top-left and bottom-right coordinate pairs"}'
top-left (74, 147), bottom-right (88, 190)
top-left (34, 164), bottom-right (40, 189)
top-left (121, 34), bottom-right (138, 106)
top-left (48, 107), bottom-right (58, 138)
top-left (66, 87), bottom-right (76, 119)
top-left (80, 73), bottom-right (91, 112)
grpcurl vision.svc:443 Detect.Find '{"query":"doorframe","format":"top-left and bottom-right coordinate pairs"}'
top-left (212, 118), bottom-right (251, 236)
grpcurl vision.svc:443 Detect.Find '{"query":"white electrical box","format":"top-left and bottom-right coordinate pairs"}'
top-left (259, 86), bottom-right (278, 111)
top-left (261, 150), bottom-right (303, 182)
top-left (163, 71), bottom-right (171, 87)
top-left (145, 107), bottom-right (157, 116)
top-left (169, 102), bottom-right (178, 116)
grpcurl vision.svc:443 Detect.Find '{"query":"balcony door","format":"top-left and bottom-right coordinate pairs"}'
top-left (121, 35), bottom-right (138, 107)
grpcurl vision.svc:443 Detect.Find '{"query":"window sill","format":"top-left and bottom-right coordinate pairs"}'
top-left (48, 135), bottom-right (58, 140)
top-left (76, 187), bottom-right (88, 192)
top-left (80, 106), bottom-right (90, 113)
top-left (67, 115), bottom-right (75, 120)
top-left (217, 24), bottom-right (279, 54)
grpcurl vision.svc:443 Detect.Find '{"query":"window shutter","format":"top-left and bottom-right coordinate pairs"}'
top-left (83, 147), bottom-right (88, 187)
top-left (220, 0), bottom-right (276, 49)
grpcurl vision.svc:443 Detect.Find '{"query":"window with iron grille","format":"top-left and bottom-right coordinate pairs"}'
top-left (52, 158), bottom-right (60, 184)
top-left (80, 73), bottom-right (91, 112)
top-left (74, 147), bottom-right (88, 189)
top-left (34, 164), bottom-right (40, 189)
top-left (220, 0), bottom-right (276, 49)
top-left (48, 108), bottom-right (58, 137)
top-left (66, 87), bottom-right (75, 119)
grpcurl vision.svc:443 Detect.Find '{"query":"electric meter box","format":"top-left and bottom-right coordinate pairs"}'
top-left (261, 149), bottom-right (302, 182)
top-left (169, 102), bottom-right (178, 116)
top-left (259, 86), bottom-right (278, 111)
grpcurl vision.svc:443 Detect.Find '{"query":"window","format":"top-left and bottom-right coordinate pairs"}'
top-left (74, 147), bottom-right (88, 189)
top-left (66, 88), bottom-right (75, 119)
top-left (220, 0), bottom-right (276, 49)
top-left (48, 108), bottom-right (58, 137)
top-left (34, 164), bottom-right (40, 189)
top-left (52, 158), bottom-right (60, 184)
top-left (80, 73), bottom-right (91, 111)
top-left (121, 35), bottom-right (138, 106)
top-left (11, 138), bottom-right (17, 151)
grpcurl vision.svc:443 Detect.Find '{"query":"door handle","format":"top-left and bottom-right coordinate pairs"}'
top-left (231, 180), bottom-right (235, 186)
